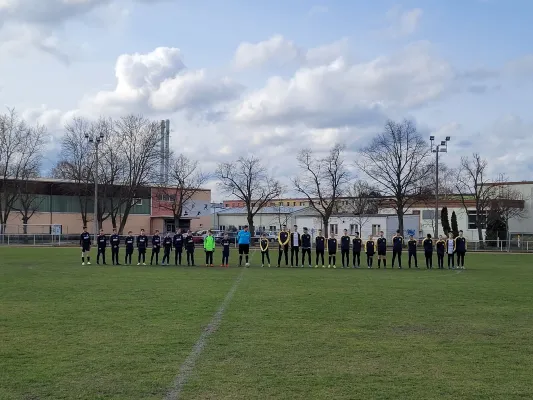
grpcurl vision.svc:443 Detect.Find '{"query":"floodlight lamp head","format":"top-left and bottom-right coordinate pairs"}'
top-left (100, 132), bottom-right (104, 139)
top-left (430, 136), bottom-right (435, 141)
top-left (89, 138), bottom-right (94, 143)
top-left (84, 133), bottom-right (89, 139)
top-left (446, 136), bottom-right (451, 141)
top-left (441, 141), bottom-right (446, 146)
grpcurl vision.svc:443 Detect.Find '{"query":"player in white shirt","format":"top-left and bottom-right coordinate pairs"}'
top-left (446, 232), bottom-right (455, 269)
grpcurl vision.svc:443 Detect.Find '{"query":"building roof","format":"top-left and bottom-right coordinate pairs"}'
top-left (216, 206), bottom-right (306, 215)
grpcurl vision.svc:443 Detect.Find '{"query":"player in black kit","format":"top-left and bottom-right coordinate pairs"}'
top-left (173, 229), bottom-right (184, 266)
top-left (80, 226), bottom-right (91, 265)
top-left (327, 234), bottom-right (338, 268)
top-left (137, 229), bottom-right (148, 265)
top-left (301, 227), bottom-right (312, 268)
top-left (407, 235), bottom-right (418, 268)
top-left (423, 234), bottom-right (434, 269)
top-left (315, 229), bottom-right (325, 268)
top-left (150, 230), bottom-right (161, 265)
top-left (124, 231), bottom-right (134, 265)
top-left (110, 228), bottom-right (120, 265)
top-left (340, 229), bottom-right (350, 268)
top-left (221, 233), bottom-right (231, 267)
top-left (161, 233), bottom-right (173, 265)
top-left (260, 233), bottom-right (270, 268)
top-left (277, 225), bottom-right (289, 268)
top-left (97, 229), bottom-right (107, 265)
top-left (352, 233), bottom-right (362, 268)
top-left (376, 231), bottom-right (387, 268)
top-left (391, 230), bottom-right (403, 269)
top-left (185, 230), bottom-right (195, 266)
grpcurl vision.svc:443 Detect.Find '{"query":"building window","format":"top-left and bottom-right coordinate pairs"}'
top-left (286, 202), bottom-right (290, 206)
top-left (372, 224), bottom-right (381, 236)
top-left (468, 210), bottom-right (487, 229)
top-left (269, 226), bottom-right (276, 231)
top-left (132, 198), bottom-right (142, 206)
top-left (219, 225), bottom-right (226, 231)
top-left (422, 210), bottom-right (435, 220)
top-left (349, 224), bottom-right (359, 235)
top-left (330, 224), bottom-right (338, 235)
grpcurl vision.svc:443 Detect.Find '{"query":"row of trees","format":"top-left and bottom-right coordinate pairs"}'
top-left (1, 110), bottom-right (525, 239)
top-left (215, 120), bottom-right (526, 242)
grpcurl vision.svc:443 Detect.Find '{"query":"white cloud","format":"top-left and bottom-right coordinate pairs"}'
top-left (232, 41), bottom-right (454, 128)
top-left (85, 47), bottom-right (243, 114)
top-left (233, 34), bottom-right (302, 70)
top-left (0, 0), bottom-right (161, 62)
top-left (386, 7), bottom-right (423, 37)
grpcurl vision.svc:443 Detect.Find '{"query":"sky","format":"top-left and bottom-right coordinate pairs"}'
top-left (1, 0), bottom-right (532, 201)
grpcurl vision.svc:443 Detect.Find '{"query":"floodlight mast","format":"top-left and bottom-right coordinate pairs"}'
top-left (430, 136), bottom-right (451, 238)
top-left (85, 131), bottom-right (105, 242)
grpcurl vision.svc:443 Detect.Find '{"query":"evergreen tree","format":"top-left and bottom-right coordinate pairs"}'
top-left (485, 209), bottom-right (506, 247)
top-left (441, 207), bottom-right (451, 235)
top-left (451, 211), bottom-right (459, 238)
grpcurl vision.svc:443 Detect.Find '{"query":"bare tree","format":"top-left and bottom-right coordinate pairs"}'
top-left (490, 175), bottom-right (528, 241)
top-left (13, 177), bottom-right (46, 234)
top-left (52, 117), bottom-right (95, 227)
top-left (293, 144), bottom-right (350, 238)
top-left (346, 180), bottom-right (380, 236)
top-left (216, 156), bottom-right (283, 236)
top-left (156, 153), bottom-right (210, 229)
top-left (114, 115), bottom-right (161, 234)
top-left (0, 109), bottom-right (47, 233)
top-left (455, 153), bottom-right (497, 244)
top-left (356, 119), bottom-right (432, 234)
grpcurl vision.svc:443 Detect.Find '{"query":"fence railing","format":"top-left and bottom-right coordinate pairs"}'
top-left (0, 235), bottom-right (532, 252)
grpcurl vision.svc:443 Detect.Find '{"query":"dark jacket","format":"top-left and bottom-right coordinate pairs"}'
top-left (301, 233), bottom-right (311, 249)
top-left (97, 234), bottom-right (107, 248)
top-left (436, 240), bottom-right (446, 255)
top-left (137, 235), bottom-right (148, 249)
top-left (290, 232), bottom-right (301, 247)
top-left (352, 238), bottom-right (362, 252)
top-left (392, 236), bottom-right (403, 251)
top-left (365, 240), bottom-right (375, 255)
top-left (377, 237), bottom-right (387, 251)
top-left (340, 235), bottom-right (351, 250)
top-left (407, 239), bottom-right (417, 253)
top-left (455, 237), bottom-right (467, 252)
top-left (185, 235), bottom-right (195, 250)
top-left (173, 233), bottom-right (183, 250)
top-left (163, 237), bottom-right (173, 249)
top-left (327, 238), bottom-right (337, 253)
top-left (423, 238), bottom-right (433, 252)
top-left (315, 236), bottom-right (325, 251)
top-left (125, 235), bottom-right (134, 249)
top-left (110, 234), bottom-right (120, 249)
top-left (152, 235), bottom-right (161, 249)
top-left (222, 239), bottom-right (231, 254)
top-left (80, 232), bottom-right (91, 247)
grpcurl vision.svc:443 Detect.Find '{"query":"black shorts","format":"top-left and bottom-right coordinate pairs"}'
top-left (238, 244), bottom-right (249, 255)
top-left (82, 245), bottom-right (90, 252)
top-left (378, 249), bottom-right (386, 256)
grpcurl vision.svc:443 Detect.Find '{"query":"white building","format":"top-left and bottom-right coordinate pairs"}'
top-left (215, 206), bottom-right (306, 233)
top-left (289, 207), bottom-right (420, 239)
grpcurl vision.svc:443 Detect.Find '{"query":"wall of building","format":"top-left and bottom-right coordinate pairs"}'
top-left (507, 184), bottom-right (533, 233)
top-left (3, 212), bottom-right (152, 235)
top-left (217, 213), bottom-right (287, 232)
top-left (291, 215), bottom-right (391, 239)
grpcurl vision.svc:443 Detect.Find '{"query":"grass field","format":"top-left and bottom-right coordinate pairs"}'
top-left (1, 247), bottom-right (533, 399)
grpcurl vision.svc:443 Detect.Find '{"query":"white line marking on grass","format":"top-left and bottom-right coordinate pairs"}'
top-left (164, 267), bottom-right (246, 400)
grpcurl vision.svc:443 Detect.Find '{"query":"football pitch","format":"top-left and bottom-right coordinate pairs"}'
top-left (1, 248), bottom-right (532, 400)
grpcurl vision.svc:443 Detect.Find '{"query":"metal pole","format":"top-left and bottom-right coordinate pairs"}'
top-left (94, 143), bottom-right (99, 243)
top-left (435, 148), bottom-right (439, 238)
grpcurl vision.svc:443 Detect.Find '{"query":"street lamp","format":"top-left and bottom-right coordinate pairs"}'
top-left (430, 135), bottom-right (451, 238)
top-left (85, 130), bottom-right (105, 242)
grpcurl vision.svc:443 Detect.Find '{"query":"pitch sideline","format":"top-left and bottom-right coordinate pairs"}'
top-left (164, 267), bottom-right (246, 400)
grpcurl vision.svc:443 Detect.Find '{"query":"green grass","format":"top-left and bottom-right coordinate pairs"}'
top-left (1, 248), bottom-right (532, 399)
